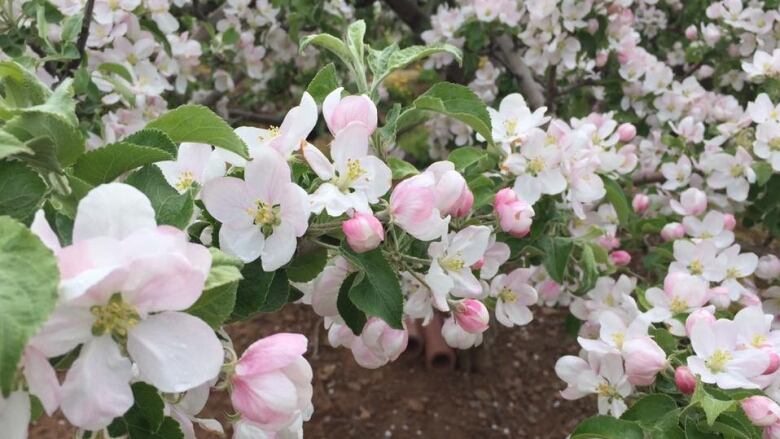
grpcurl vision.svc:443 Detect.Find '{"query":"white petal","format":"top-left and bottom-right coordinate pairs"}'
top-left (200, 177), bottom-right (254, 226)
top-left (331, 122), bottom-right (370, 166)
top-left (73, 183), bottom-right (156, 242)
top-left (60, 336), bottom-right (134, 430)
top-left (219, 223), bottom-right (265, 263)
top-left (261, 224), bottom-right (297, 271)
top-left (302, 143), bottom-right (334, 180)
top-left (127, 312), bottom-right (223, 393)
top-left (22, 348), bottom-right (60, 415)
top-left (0, 392), bottom-right (30, 439)
top-left (245, 147), bottom-right (292, 205)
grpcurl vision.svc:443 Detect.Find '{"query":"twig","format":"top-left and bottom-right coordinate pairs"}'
top-left (228, 108), bottom-right (284, 126)
top-left (632, 172), bottom-right (665, 185)
top-left (65, 0), bottom-right (95, 74)
top-left (380, 0), bottom-right (429, 34)
top-left (494, 35), bottom-right (545, 109)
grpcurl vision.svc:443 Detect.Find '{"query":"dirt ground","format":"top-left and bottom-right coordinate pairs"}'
top-left (30, 305), bottom-right (592, 438)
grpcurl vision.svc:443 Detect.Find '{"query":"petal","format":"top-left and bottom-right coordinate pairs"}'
top-left (22, 347), bottom-right (60, 415)
top-left (331, 122), bottom-right (370, 166)
top-left (127, 312), bottom-right (223, 393)
top-left (201, 177), bottom-right (254, 225)
top-left (219, 223), bottom-right (265, 263)
top-left (231, 371), bottom-right (297, 427)
top-left (322, 87), bottom-right (344, 130)
top-left (73, 183), bottom-right (156, 242)
top-left (236, 333), bottom-right (308, 376)
top-left (245, 147), bottom-right (292, 205)
top-left (31, 210), bottom-right (61, 253)
top-left (60, 336), bottom-right (134, 430)
top-left (0, 391), bottom-right (30, 439)
top-left (122, 253), bottom-right (208, 313)
top-left (28, 305), bottom-right (94, 357)
top-left (280, 184), bottom-right (310, 237)
top-left (302, 143), bottom-right (334, 180)
top-left (261, 224), bottom-right (297, 271)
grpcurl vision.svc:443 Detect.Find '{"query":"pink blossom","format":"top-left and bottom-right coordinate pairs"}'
top-left (494, 188), bottom-right (535, 237)
top-left (350, 318), bottom-right (408, 369)
top-left (623, 337), bottom-right (667, 386)
top-left (610, 250), bottom-right (632, 266)
top-left (617, 123), bottom-right (636, 142)
top-left (632, 193), bottom-right (649, 213)
top-left (723, 213), bottom-right (737, 231)
top-left (323, 87), bottom-right (378, 135)
top-left (390, 173), bottom-right (449, 241)
top-left (661, 222), bottom-right (685, 241)
top-left (685, 308), bottom-right (716, 337)
top-left (424, 161), bottom-right (473, 217)
top-left (231, 333), bottom-right (313, 431)
top-left (670, 188), bottom-right (708, 216)
top-left (453, 299), bottom-right (489, 334)
top-left (342, 212), bottom-right (384, 253)
top-left (742, 396), bottom-right (780, 427)
top-left (674, 366), bottom-right (696, 394)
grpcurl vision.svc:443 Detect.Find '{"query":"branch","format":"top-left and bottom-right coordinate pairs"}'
top-left (65, 0), bottom-right (95, 74)
top-left (494, 35), bottom-right (545, 109)
top-left (227, 108), bottom-right (284, 126)
top-left (632, 172), bottom-right (665, 185)
top-left (381, 0), bottom-right (429, 35)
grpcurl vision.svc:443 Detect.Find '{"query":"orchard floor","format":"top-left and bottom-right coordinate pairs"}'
top-left (30, 306), bottom-right (592, 438)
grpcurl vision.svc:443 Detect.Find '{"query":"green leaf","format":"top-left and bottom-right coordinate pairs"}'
top-left (222, 27), bottom-right (240, 45)
top-left (286, 245), bottom-right (328, 283)
top-left (468, 175), bottom-right (496, 209)
top-left (124, 128), bottom-right (178, 157)
top-left (367, 44), bottom-right (398, 77)
top-left (340, 243), bottom-right (403, 329)
top-left (147, 105), bottom-right (249, 159)
top-left (387, 157), bottom-right (419, 180)
top-left (259, 269), bottom-right (290, 312)
top-left (107, 382), bottom-right (184, 439)
top-left (4, 112), bottom-right (85, 168)
top-left (650, 327), bottom-right (679, 355)
top-left (571, 415), bottom-right (644, 439)
top-left (691, 384), bottom-right (734, 426)
top-left (0, 61), bottom-right (51, 108)
top-left (306, 63), bottom-right (339, 104)
top-left (186, 248), bottom-right (243, 328)
top-left (231, 260), bottom-right (275, 320)
top-left (753, 162), bottom-right (773, 186)
top-left (622, 394), bottom-right (678, 427)
top-left (0, 130), bottom-right (33, 160)
top-left (337, 272), bottom-right (367, 334)
top-left (400, 82), bottom-right (493, 145)
top-left (98, 62), bottom-right (134, 83)
top-left (60, 13), bottom-right (83, 42)
top-left (346, 20), bottom-right (366, 65)
top-left (125, 166), bottom-right (194, 229)
top-left (9, 78), bottom-right (79, 127)
top-left (0, 161), bottom-right (46, 223)
top-left (448, 146), bottom-right (487, 172)
top-left (73, 142), bottom-right (173, 185)
top-left (539, 237), bottom-right (574, 283)
top-left (385, 44), bottom-right (462, 72)
top-left (0, 216), bottom-right (59, 396)
top-left (578, 243), bottom-right (599, 294)
top-left (299, 33), bottom-right (353, 68)
top-left (604, 178), bottom-right (632, 226)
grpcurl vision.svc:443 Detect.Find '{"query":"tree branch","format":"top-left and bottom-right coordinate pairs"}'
top-left (381, 0), bottom-right (429, 35)
top-left (65, 0), bottom-right (95, 74)
top-left (493, 35), bottom-right (545, 109)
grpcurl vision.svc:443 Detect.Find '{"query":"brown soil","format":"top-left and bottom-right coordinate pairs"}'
top-left (30, 305), bottom-right (592, 438)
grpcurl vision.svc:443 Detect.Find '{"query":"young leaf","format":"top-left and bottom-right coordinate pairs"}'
top-left (299, 33), bottom-right (352, 68)
top-left (0, 130), bottom-right (32, 160)
top-left (604, 177), bottom-right (632, 226)
top-left (231, 260), bottom-right (276, 320)
top-left (306, 63), bottom-right (339, 104)
top-left (539, 237), bottom-right (574, 284)
top-left (124, 128), bottom-right (178, 157)
top-left (0, 61), bottom-right (51, 107)
top-left (385, 44), bottom-right (462, 73)
top-left (0, 216), bottom-right (59, 396)
top-left (73, 142), bottom-right (173, 185)
top-left (346, 20), bottom-right (366, 65)
top-left (448, 146), bottom-right (487, 172)
top-left (4, 112), bottom-right (85, 168)
top-left (259, 269), bottom-right (291, 312)
top-left (621, 394), bottom-right (678, 427)
top-left (387, 157), bottom-right (419, 180)
top-left (147, 105), bottom-right (249, 159)
top-left (186, 248), bottom-right (243, 328)
top-left (691, 384), bottom-right (734, 426)
top-left (340, 243), bottom-right (404, 329)
top-left (571, 415), bottom-right (643, 439)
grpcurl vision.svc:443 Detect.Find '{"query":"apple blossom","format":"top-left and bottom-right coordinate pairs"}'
top-left (661, 222), bottom-right (686, 241)
top-left (322, 87), bottom-right (378, 135)
top-left (342, 211), bottom-right (384, 253)
top-left (742, 396), bottom-right (780, 427)
top-left (631, 193), bottom-right (649, 213)
top-left (494, 187), bottom-right (535, 237)
top-left (757, 255), bottom-right (780, 280)
top-left (610, 250), bottom-right (631, 266)
top-left (555, 353), bottom-right (633, 417)
top-left (156, 142), bottom-right (226, 193)
top-left (389, 172), bottom-right (450, 241)
top-left (675, 366), bottom-right (696, 395)
top-left (441, 316), bottom-right (483, 349)
top-left (489, 268), bottom-right (538, 327)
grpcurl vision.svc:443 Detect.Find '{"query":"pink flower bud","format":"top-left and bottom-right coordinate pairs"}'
top-left (742, 396), bottom-right (780, 427)
top-left (610, 250), bottom-right (631, 266)
top-left (323, 88), bottom-right (378, 135)
top-left (708, 286), bottom-right (731, 309)
top-left (763, 347), bottom-right (780, 375)
top-left (587, 18), bottom-right (600, 35)
top-left (494, 188), bottom-right (534, 238)
top-left (661, 222), bottom-right (685, 241)
top-left (685, 25), bottom-right (698, 40)
top-left (343, 212), bottom-right (384, 253)
top-left (451, 186), bottom-right (474, 218)
top-left (453, 299), bottom-right (489, 334)
top-left (623, 337), bottom-right (667, 386)
top-left (597, 235), bottom-right (621, 251)
top-left (617, 123), bottom-right (637, 142)
top-left (632, 193), bottom-right (650, 213)
top-left (538, 279), bottom-right (562, 303)
top-left (674, 366), bottom-right (696, 395)
top-left (723, 213), bottom-right (736, 231)
top-left (757, 255), bottom-right (780, 280)
top-left (427, 161), bottom-right (473, 217)
top-left (231, 333), bottom-right (313, 430)
top-left (595, 51), bottom-right (608, 67)
top-left (685, 308), bottom-right (716, 336)
top-left (350, 318), bottom-right (409, 369)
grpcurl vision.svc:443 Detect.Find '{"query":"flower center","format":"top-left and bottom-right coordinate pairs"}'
top-left (669, 296), bottom-right (688, 314)
top-left (596, 382), bottom-right (619, 398)
top-left (504, 119), bottom-right (518, 135)
top-left (726, 267), bottom-right (741, 279)
top-left (248, 201), bottom-right (281, 236)
top-left (90, 294), bottom-right (140, 339)
top-left (176, 171), bottom-right (195, 191)
top-left (706, 349), bottom-right (733, 373)
top-left (730, 164), bottom-right (744, 178)
top-left (770, 138), bottom-right (780, 151)
top-left (752, 334), bottom-right (768, 348)
top-left (611, 332), bottom-right (625, 350)
top-left (689, 260), bottom-right (703, 275)
top-left (527, 157), bottom-right (545, 175)
top-left (499, 287), bottom-right (518, 303)
top-left (335, 159), bottom-right (366, 192)
top-left (440, 256), bottom-right (465, 272)
top-left (258, 126), bottom-right (280, 143)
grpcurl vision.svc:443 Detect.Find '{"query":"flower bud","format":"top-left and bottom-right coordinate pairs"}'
top-left (452, 299), bottom-right (489, 334)
top-left (617, 123), bottom-right (637, 142)
top-left (742, 396), bottom-right (780, 427)
top-left (757, 255), bottom-right (780, 280)
top-left (685, 25), bottom-right (698, 40)
top-left (685, 308), bottom-right (716, 337)
top-left (763, 347), bottom-right (780, 375)
top-left (595, 51), bottom-right (608, 67)
top-left (323, 88), bottom-right (378, 135)
top-left (623, 337), bottom-right (667, 386)
top-left (494, 188), bottom-right (534, 238)
top-left (597, 235), bottom-right (621, 251)
top-left (610, 250), bottom-right (632, 266)
top-left (674, 366), bottom-right (696, 395)
top-left (343, 212), bottom-right (385, 253)
top-left (441, 317), bottom-right (483, 349)
top-left (708, 286), bottom-right (731, 309)
top-left (723, 213), bottom-right (736, 231)
top-left (351, 318), bottom-right (409, 369)
top-left (587, 18), bottom-right (599, 35)
top-left (632, 193), bottom-right (650, 213)
top-left (661, 222), bottom-right (685, 241)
